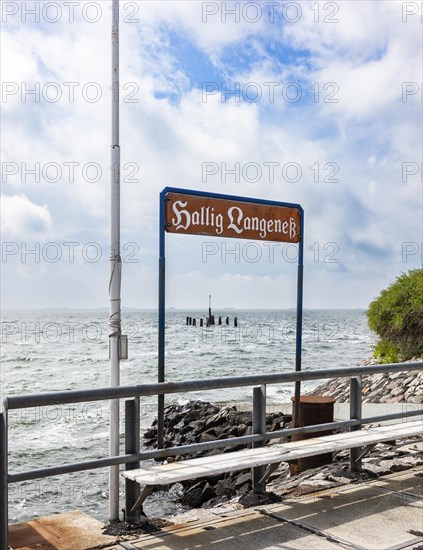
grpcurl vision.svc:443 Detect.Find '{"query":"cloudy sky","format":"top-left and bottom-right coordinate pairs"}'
top-left (1, 0), bottom-right (422, 310)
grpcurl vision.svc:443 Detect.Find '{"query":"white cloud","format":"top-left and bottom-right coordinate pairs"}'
top-left (1, 0), bottom-right (421, 309)
top-left (1, 194), bottom-right (52, 238)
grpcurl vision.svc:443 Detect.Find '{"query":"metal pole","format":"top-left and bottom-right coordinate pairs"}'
top-left (109, 0), bottom-right (121, 522)
top-left (252, 385), bottom-right (266, 493)
top-left (158, 191), bottom-right (166, 448)
top-left (125, 398), bottom-right (140, 523)
top-left (350, 376), bottom-right (362, 471)
top-left (0, 409), bottom-right (8, 550)
top-left (294, 210), bottom-right (304, 427)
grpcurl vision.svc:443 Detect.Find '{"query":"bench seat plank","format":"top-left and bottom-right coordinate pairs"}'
top-left (124, 420), bottom-right (422, 486)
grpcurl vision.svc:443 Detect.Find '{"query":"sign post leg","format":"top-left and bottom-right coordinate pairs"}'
top-left (294, 214), bottom-right (304, 428)
top-left (158, 193), bottom-right (166, 448)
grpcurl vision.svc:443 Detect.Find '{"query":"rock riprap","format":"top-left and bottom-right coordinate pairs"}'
top-left (309, 358), bottom-right (423, 403)
top-left (143, 401), bottom-right (291, 508)
top-left (142, 392), bottom-right (423, 512)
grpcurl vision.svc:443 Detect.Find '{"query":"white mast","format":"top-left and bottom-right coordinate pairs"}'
top-left (109, 0), bottom-right (121, 522)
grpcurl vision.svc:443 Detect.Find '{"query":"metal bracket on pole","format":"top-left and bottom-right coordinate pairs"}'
top-left (356, 443), bottom-right (376, 462)
top-left (259, 462), bottom-right (280, 486)
top-left (125, 398), bottom-right (141, 524)
top-left (350, 376), bottom-right (362, 471)
top-left (252, 385), bottom-right (266, 493)
top-left (130, 486), bottom-right (153, 513)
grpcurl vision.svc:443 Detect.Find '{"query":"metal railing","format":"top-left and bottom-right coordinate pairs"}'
top-left (1, 361), bottom-right (423, 549)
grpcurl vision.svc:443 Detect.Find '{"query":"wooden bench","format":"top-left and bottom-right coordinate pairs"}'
top-left (123, 420), bottom-right (422, 512)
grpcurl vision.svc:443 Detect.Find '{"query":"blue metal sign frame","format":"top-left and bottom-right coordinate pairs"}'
top-left (158, 187), bottom-right (304, 446)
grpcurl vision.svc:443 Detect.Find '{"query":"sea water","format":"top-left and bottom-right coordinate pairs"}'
top-left (1, 309), bottom-right (374, 522)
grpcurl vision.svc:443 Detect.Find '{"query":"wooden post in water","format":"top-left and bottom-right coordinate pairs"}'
top-left (208, 294), bottom-right (215, 325)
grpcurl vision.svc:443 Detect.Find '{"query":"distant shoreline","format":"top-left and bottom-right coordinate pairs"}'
top-left (1, 307), bottom-right (367, 312)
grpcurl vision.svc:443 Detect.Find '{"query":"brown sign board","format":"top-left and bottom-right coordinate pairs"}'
top-left (165, 192), bottom-right (301, 243)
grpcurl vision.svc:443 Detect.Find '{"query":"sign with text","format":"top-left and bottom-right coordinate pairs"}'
top-left (165, 192), bottom-right (301, 243)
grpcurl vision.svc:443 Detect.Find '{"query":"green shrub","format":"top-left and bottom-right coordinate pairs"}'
top-left (367, 268), bottom-right (423, 363)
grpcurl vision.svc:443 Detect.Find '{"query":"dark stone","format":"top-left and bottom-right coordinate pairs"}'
top-left (173, 434), bottom-right (182, 445)
top-left (205, 474), bottom-right (222, 485)
top-left (237, 483), bottom-right (251, 495)
top-left (223, 444), bottom-right (245, 453)
top-left (228, 425), bottom-right (240, 437)
top-left (239, 491), bottom-right (282, 508)
top-left (237, 423), bottom-right (248, 436)
top-left (168, 414), bottom-right (183, 428)
top-left (206, 448), bottom-right (223, 457)
top-left (202, 427), bottom-right (219, 437)
top-left (180, 480), bottom-right (206, 507)
top-left (188, 420), bottom-right (206, 431)
top-left (180, 423), bottom-right (194, 435)
top-left (235, 472), bottom-right (251, 488)
top-left (205, 411), bottom-right (229, 430)
top-left (215, 478), bottom-right (235, 497)
top-left (144, 428), bottom-right (156, 440)
top-left (201, 482), bottom-right (217, 502)
top-left (200, 433), bottom-right (216, 443)
top-left (179, 481), bottom-right (217, 508)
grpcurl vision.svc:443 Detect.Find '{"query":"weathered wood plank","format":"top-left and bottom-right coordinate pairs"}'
top-left (124, 420), bottom-right (422, 486)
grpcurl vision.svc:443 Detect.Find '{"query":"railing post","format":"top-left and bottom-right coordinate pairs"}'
top-left (0, 408), bottom-right (8, 550)
top-left (125, 398), bottom-right (140, 524)
top-left (252, 385), bottom-right (266, 493)
top-left (350, 376), bottom-right (362, 471)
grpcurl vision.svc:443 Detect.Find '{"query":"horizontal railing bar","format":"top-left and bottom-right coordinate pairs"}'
top-left (138, 434), bottom-right (263, 461)
top-left (9, 408), bottom-right (422, 482)
top-left (266, 409), bottom-right (423, 442)
top-left (7, 436), bottom-right (263, 482)
top-left (134, 409), bottom-right (423, 461)
top-left (4, 362), bottom-right (423, 410)
top-left (8, 453), bottom-right (137, 483)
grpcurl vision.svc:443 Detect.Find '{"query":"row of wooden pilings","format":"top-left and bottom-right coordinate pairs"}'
top-left (186, 316), bottom-right (238, 327)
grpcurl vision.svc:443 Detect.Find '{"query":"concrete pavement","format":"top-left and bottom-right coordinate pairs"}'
top-left (9, 467), bottom-right (423, 550)
top-left (121, 467), bottom-right (423, 550)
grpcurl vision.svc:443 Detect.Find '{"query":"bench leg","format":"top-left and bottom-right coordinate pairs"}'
top-left (252, 386), bottom-right (267, 493)
top-left (125, 398), bottom-right (141, 524)
top-left (130, 486), bottom-right (153, 514)
top-left (350, 376), bottom-right (362, 472)
top-left (355, 443), bottom-right (377, 462)
top-left (259, 463), bottom-right (280, 485)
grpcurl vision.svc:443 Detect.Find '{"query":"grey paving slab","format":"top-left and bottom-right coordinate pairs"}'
top-left (266, 483), bottom-right (423, 550)
top-left (128, 510), bottom-right (342, 550)
top-left (372, 469), bottom-right (423, 500)
top-left (8, 511), bottom-right (119, 550)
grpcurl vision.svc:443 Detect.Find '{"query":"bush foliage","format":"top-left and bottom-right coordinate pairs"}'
top-left (366, 268), bottom-right (423, 362)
